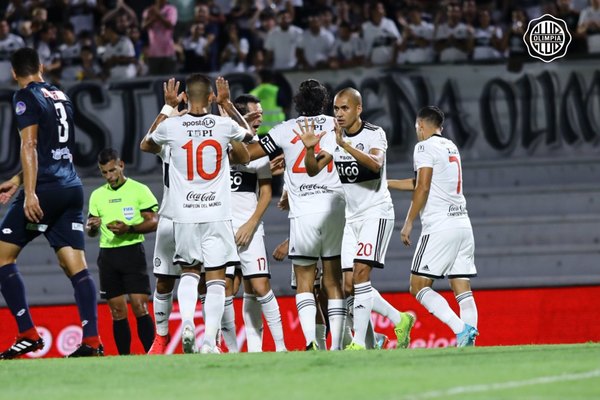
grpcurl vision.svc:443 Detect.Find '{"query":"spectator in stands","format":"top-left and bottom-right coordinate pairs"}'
top-left (462, 0), bottom-right (478, 27)
top-left (577, 0), bottom-right (600, 53)
top-left (396, 6), bottom-right (436, 64)
top-left (194, 3), bottom-right (221, 71)
top-left (361, 2), bottom-right (401, 66)
top-left (31, 7), bottom-right (48, 38)
top-left (180, 22), bottom-right (211, 73)
top-left (0, 18), bottom-right (25, 84)
top-left (555, 0), bottom-right (586, 54)
top-left (264, 9), bottom-right (303, 70)
top-left (502, 8), bottom-right (529, 72)
top-left (59, 23), bottom-right (82, 81)
top-left (86, 148), bottom-right (158, 355)
top-left (100, 20), bottom-right (137, 80)
top-left (230, 0), bottom-right (260, 40)
top-left (250, 10), bottom-right (277, 55)
top-left (77, 45), bottom-right (102, 80)
top-left (321, 8), bottom-right (338, 35)
top-left (434, 3), bottom-right (474, 63)
top-left (328, 21), bottom-right (365, 68)
top-left (102, 0), bottom-right (139, 31)
top-left (220, 23), bottom-right (250, 73)
top-left (472, 9), bottom-right (504, 61)
top-left (68, 0), bottom-right (98, 36)
top-left (36, 23), bottom-right (62, 84)
top-left (17, 20), bottom-right (35, 48)
top-left (297, 12), bottom-right (335, 69)
top-left (142, 0), bottom-right (178, 75)
top-left (6, 0), bottom-right (29, 33)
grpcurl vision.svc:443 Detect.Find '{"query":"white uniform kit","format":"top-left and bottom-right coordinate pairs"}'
top-left (151, 113), bottom-right (246, 269)
top-left (321, 121), bottom-right (395, 271)
top-left (411, 134), bottom-right (476, 279)
top-left (259, 114), bottom-right (345, 266)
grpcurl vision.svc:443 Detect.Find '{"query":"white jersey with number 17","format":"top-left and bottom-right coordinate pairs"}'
top-left (413, 134), bottom-right (472, 234)
top-left (151, 113), bottom-right (247, 223)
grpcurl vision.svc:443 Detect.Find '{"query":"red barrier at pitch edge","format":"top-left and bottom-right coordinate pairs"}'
top-left (1, 286), bottom-right (599, 357)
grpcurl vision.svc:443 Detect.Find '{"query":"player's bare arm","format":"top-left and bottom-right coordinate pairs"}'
top-left (235, 178), bottom-right (272, 247)
top-left (19, 124), bottom-right (43, 223)
top-left (293, 117), bottom-right (332, 176)
top-left (140, 78), bottom-right (183, 154)
top-left (215, 76), bottom-right (254, 142)
top-left (388, 178), bottom-right (416, 191)
top-left (400, 167), bottom-right (433, 246)
top-left (229, 141), bottom-right (250, 165)
top-left (0, 171), bottom-right (23, 204)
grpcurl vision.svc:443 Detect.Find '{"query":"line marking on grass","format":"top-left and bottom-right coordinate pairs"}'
top-left (404, 369), bottom-right (600, 399)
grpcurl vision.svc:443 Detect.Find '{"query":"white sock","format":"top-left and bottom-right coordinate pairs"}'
top-left (316, 324), bottom-right (327, 350)
top-left (372, 288), bottom-right (401, 325)
top-left (456, 291), bottom-right (478, 328)
top-left (353, 282), bottom-right (373, 347)
top-left (178, 273), bottom-right (200, 328)
top-left (417, 287), bottom-right (464, 334)
top-left (221, 295), bottom-right (238, 353)
top-left (203, 280), bottom-right (226, 347)
top-left (343, 296), bottom-right (354, 347)
top-left (243, 293), bottom-right (263, 352)
top-left (327, 299), bottom-right (346, 350)
top-left (295, 292), bottom-right (316, 346)
top-left (199, 294), bottom-right (206, 322)
top-left (153, 290), bottom-right (173, 337)
top-left (258, 290), bottom-right (286, 352)
top-left (365, 319), bottom-right (376, 349)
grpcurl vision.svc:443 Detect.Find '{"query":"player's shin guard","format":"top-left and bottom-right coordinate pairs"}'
top-left (328, 299), bottom-right (346, 350)
top-left (0, 264), bottom-right (36, 334)
top-left (295, 292), bottom-right (317, 346)
top-left (243, 293), bottom-right (263, 352)
top-left (153, 290), bottom-right (173, 337)
top-left (178, 273), bottom-right (200, 328)
top-left (416, 287), bottom-right (464, 334)
top-left (456, 291), bottom-right (478, 328)
top-left (372, 288), bottom-right (401, 325)
top-left (352, 282), bottom-right (373, 347)
top-left (258, 290), bottom-right (286, 352)
top-left (221, 296), bottom-right (238, 353)
top-left (70, 269), bottom-right (99, 341)
top-left (342, 296), bottom-right (354, 347)
top-left (203, 280), bottom-right (226, 348)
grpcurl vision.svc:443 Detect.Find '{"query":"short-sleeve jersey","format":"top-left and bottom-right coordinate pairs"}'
top-left (258, 115), bottom-right (344, 218)
top-left (13, 82), bottom-right (82, 191)
top-left (88, 178), bottom-right (159, 248)
top-left (230, 156), bottom-right (271, 234)
top-left (150, 113), bottom-right (247, 223)
top-left (413, 135), bottom-right (472, 234)
top-left (321, 121), bottom-right (394, 223)
top-left (157, 145), bottom-right (174, 219)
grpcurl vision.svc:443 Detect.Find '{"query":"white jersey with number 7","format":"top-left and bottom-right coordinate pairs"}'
top-left (151, 113), bottom-right (247, 223)
top-left (413, 134), bottom-right (472, 234)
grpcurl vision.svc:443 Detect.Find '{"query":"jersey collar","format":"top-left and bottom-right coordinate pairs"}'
top-left (344, 121), bottom-right (364, 137)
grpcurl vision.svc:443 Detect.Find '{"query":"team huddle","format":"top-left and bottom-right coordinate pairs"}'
top-left (0, 47), bottom-right (479, 359)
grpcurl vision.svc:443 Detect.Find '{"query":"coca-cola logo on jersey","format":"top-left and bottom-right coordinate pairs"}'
top-left (182, 118), bottom-right (216, 128)
top-left (186, 191), bottom-right (216, 201)
top-left (299, 184), bottom-right (328, 191)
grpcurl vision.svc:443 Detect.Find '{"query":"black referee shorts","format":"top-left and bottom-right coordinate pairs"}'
top-left (97, 243), bottom-right (151, 300)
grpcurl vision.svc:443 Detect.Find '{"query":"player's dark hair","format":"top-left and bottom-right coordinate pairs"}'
top-left (293, 79), bottom-right (329, 116)
top-left (234, 94), bottom-right (260, 115)
top-left (185, 73), bottom-right (213, 102)
top-left (417, 106), bottom-right (445, 128)
top-left (10, 47), bottom-right (41, 77)
top-left (98, 148), bottom-right (120, 165)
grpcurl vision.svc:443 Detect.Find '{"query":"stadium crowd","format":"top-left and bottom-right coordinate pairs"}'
top-left (1, 0), bottom-right (599, 86)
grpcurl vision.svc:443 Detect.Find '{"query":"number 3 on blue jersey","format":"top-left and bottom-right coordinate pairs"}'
top-left (54, 102), bottom-right (69, 143)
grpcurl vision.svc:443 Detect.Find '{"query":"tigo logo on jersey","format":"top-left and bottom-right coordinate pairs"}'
top-left (122, 206), bottom-right (135, 220)
top-left (524, 14), bottom-right (571, 63)
top-left (15, 101), bottom-right (26, 115)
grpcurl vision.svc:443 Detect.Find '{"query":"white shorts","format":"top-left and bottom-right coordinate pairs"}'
top-left (290, 265), bottom-right (322, 290)
top-left (411, 228), bottom-right (477, 279)
top-left (341, 218), bottom-right (394, 272)
top-left (152, 217), bottom-right (181, 277)
top-left (173, 220), bottom-right (240, 270)
top-left (288, 209), bottom-right (344, 266)
top-left (226, 231), bottom-right (270, 279)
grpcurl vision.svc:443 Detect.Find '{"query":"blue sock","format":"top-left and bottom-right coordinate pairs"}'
top-left (70, 269), bottom-right (99, 338)
top-left (0, 263), bottom-right (35, 334)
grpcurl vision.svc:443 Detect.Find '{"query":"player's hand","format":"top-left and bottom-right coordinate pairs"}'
top-left (163, 77), bottom-right (181, 108)
top-left (270, 154), bottom-right (285, 176)
top-left (235, 221), bottom-right (257, 247)
top-left (293, 118), bottom-right (325, 150)
top-left (0, 180), bottom-right (19, 204)
top-left (86, 216), bottom-right (102, 231)
top-left (106, 220), bottom-right (129, 235)
top-left (277, 192), bottom-right (289, 211)
top-left (400, 221), bottom-right (412, 246)
top-left (244, 110), bottom-right (262, 129)
top-left (24, 193), bottom-right (43, 223)
top-left (215, 76), bottom-right (231, 105)
top-left (272, 239), bottom-right (289, 261)
top-left (334, 119), bottom-right (346, 148)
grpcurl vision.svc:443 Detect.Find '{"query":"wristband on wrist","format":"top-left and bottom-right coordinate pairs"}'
top-left (160, 104), bottom-right (174, 116)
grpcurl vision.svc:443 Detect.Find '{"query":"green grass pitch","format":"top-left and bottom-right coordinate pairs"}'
top-left (1, 343), bottom-right (599, 400)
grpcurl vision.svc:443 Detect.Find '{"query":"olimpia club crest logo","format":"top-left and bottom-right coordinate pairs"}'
top-left (524, 14), bottom-right (571, 63)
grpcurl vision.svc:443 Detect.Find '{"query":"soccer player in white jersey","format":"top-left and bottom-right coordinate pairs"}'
top-left (246, 79), bottom-right (347, 351)
top-left (296, 88), bottom-right (415, 350)
top-left (400, 106), bottom-right (479, 347)
top-left (220, 94), bottom-right (287, 353)
top-left (141, 74), bottom-right (254, 354)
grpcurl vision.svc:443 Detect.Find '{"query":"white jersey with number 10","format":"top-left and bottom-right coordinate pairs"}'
top-left (151, 113), bottom-right (247, 223)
